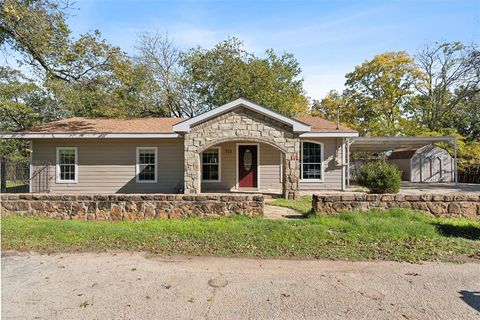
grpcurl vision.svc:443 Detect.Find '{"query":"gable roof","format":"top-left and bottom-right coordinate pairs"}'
top-left (172, 98), bottom-right (311, 133)
top-left (0, 99), bottom-right (358, 138)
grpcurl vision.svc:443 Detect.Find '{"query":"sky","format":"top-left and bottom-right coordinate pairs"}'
top-left (67, 0), bottom-right (479, 100)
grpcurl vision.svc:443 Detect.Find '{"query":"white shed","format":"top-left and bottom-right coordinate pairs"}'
top-left (388, 144), bottom-right (454, 182)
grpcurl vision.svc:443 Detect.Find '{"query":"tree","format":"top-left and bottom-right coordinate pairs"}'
top-left (311, 90), bottom-right (362, 132)
top-left (411, 42), bottom-right (480, 132)
top-left (0, 66), bottom-right (64, 130)
top-left (0, 66), bottom-right (63, 159)
top-left (46, 55), bottom-right (156, 118)
top-left (1, 0), bottom-right (155, 118)
top-left (342, 51), bottom-right (421, 136)
top-left (135, 32), bottom-right (193, 117)
top-left (180, 37), bottom-right (308, 116)
top-left (441, 91), bottom-right (480, 141)
top-left (1, 0), bottom-right (115, 83)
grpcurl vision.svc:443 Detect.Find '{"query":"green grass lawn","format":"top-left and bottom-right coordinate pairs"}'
top-left (2, 209), bottom-right (479, 262)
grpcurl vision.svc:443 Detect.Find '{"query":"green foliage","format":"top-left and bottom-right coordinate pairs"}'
top-left (2, 2), bottom-right (308, 121)
top-left (442, 91), bottom-right (480, 142)
top-left (357, 161), bottom-right (401, 194)
top-left (1, 0), bottom-right (159, 119)
top-left (0, 66), bottom-right (62, 160)
top-left (311, 90), bottom-right (344, 122)
top-left (2, 211), bottom-right (479, 261)
top-left (313, 42), bottom-right (479, 166)
top-left (0, 66), bottom-right (62, 130)
top-left (344, 51), bottom-right (420, 136)
top-left (316, 52), bottom-right (420, 136)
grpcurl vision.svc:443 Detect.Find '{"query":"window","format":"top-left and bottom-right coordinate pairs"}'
top-left (56, 147), bottom-right (78, 183)
top-left (202, 148), bottom-right (221, 182)
top-left (301, 142), bottom-right (323, 181)
top-left (136, 147), bottom-right (157, 183)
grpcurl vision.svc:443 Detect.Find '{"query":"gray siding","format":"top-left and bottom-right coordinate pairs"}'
top-left (299, 138), bottom-right (343, 191)
top-left (31, 139), bottom-right (184, 193)
top-left (259, 144), bottom-right (282, 190)
top-left (31, 137), bottom-right (345, 194)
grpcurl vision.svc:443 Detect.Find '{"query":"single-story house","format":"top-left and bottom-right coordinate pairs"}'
top-left (0, 99), bottom-right (359, 199)
top-left (388, 144), bottom-right (454, 182)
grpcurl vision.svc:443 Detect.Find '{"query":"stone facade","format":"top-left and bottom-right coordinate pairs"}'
top-left (0, 193), bottom-right (264, 221)
top-left (312, 193), bottom-right (480, 220)
top-left (183, 107), bottom-right (301, 199)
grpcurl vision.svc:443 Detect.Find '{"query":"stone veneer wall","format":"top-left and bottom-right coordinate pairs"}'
top-left (183, 107), bottom-right (301, 199)
top-left (0, 194), bottom-right (264, 220)
top-left (312, 193), bottom-right (480, 220)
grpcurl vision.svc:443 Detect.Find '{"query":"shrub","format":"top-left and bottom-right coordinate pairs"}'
top-left (357, 161), bottom-right (401, 194)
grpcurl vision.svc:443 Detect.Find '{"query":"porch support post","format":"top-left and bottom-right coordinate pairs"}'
top-left (184, 135), bottom-right (201, 194)
top-left (283, 140), bottom-right (300, 200)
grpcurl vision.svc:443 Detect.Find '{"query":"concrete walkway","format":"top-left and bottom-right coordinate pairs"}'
top-left (2, 252), bottom-right (479, 320)
top-left (263, 204), bottom-right (304, 219)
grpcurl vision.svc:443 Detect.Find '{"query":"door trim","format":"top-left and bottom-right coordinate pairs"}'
top-left (236, 143), bottom-right (260, 189)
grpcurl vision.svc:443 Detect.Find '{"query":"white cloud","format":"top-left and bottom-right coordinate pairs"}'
top-left (171, 25), bottom-right (221, 48)
top-left (303, 71), bottom-right (347, 101)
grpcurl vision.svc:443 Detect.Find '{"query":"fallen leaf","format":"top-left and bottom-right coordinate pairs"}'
top-left (79, 300), bottom-right (90, 308)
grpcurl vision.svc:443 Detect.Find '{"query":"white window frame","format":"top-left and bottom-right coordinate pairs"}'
top-left (201, 147), bottom-right (221, 183)
top-left (300, 141), bottom-right (324, 182)
top-left (136, 147), bottom-right (158, 183)
top-left (56, 147), bottom-right (78, 184)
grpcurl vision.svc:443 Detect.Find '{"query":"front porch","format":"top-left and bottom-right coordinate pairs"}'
top-left (199, 141), bottom-right (284, 196)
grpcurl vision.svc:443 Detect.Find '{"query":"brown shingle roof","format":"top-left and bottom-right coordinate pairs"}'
top-left (20, 115), bottom-right (356, 134)
top-left (294, 116), bottom-right (356, 133)
top-left (23, 117), bottom-right (186, 134)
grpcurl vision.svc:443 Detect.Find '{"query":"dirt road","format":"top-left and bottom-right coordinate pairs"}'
top-left (2, 252), bottom-right (479, 319)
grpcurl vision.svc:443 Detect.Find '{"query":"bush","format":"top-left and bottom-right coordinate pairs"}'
top-left (357, 161), bottom-right (401, 194)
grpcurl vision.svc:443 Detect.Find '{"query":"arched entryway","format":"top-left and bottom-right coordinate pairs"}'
top-left (196, 139), bottom-right (292, 196)
top-left (182, 106), bottom-right (302, 199)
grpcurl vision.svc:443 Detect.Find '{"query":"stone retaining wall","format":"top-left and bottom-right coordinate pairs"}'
top-left (312, 193), bottom-right (480, 220)
top-left (0, 194), bottom-right (264, 220)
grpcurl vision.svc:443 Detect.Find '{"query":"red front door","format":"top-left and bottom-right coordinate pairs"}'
top-left (238, 145), bottom-right (258, 188)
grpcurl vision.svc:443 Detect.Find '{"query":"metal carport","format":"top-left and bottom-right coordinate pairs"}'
top-left (345, 136), bottom-right (458, 188)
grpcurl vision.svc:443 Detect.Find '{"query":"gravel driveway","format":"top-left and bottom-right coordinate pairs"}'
top-left (2, 252), bottom-right (479, 319)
